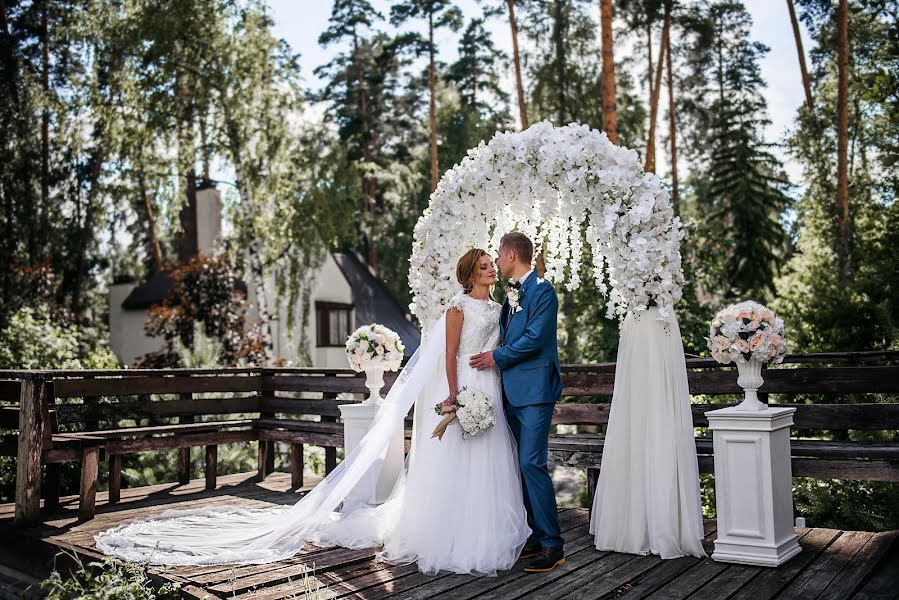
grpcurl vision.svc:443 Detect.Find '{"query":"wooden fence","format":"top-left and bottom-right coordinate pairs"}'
top-left (1, 350), bottom-right (897, 527)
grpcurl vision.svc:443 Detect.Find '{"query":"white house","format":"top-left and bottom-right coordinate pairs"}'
top-left (108, 185), bottom-right (420, 368)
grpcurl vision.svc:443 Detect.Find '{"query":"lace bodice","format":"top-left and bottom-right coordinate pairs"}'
top-left (446, 292), bottom-right (502, 355)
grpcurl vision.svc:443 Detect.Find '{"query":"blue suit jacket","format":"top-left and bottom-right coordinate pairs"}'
top-left (494, 271), bottom-right (563, 407)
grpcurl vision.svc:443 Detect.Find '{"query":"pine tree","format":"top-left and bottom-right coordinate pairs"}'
top-left (446, 18), bottom-right (509, 119)
top-left (687, 1), bottom-right (791, 302)
top-left (390, 0), bottom-right (463, 192)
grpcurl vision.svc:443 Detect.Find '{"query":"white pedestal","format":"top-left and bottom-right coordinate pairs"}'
top-left (338, 402), bottom-right (405, 504)
top-left (706, 406), bottom-right (802, 567)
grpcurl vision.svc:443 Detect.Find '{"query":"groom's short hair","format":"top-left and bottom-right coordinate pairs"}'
top-left (500, 232), bottom-right (534, 265)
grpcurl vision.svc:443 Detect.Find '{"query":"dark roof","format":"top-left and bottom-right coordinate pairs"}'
top-left (333, 252), bottom-right (421, 356)
top-left (121, 271), bottom-right (248, 310)
top-left (121, 271), bottom-right (172, 310)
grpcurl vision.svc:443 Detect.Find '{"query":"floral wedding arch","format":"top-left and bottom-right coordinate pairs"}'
top-left (408, 121), bottom-right (685, 328)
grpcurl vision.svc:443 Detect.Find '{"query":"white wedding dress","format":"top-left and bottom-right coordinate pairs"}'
top-left (95, 291), bottom-right (529, 576)
top-left (589, 307), bottom-right (706, 559)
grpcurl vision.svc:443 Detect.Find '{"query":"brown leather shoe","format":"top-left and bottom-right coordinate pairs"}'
top-left (523, 547), bottom-right (565, 573)
top-left (518, 540), bottom-right (542, 560)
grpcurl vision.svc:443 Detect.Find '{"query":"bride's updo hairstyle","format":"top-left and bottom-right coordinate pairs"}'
top-left (456, 248), bottom-right (488, 293)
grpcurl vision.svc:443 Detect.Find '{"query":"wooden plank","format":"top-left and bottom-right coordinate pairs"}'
top-left (257, 438), bottom-right (268, 482)
top-left (791, 458), bottom-right (899, 482)
top-left (101, 429), bottom-right (257, 454)
top-left (776, 530), bottom-right (873, 599)
top-left (53, 396), bottom-right (261, 424)
top-left (179, 404), bottom-right (194, 485)
top-left (599, 556), bottom-right (701, 599)
top-left (559, 367), bottom-right (899, 397)
top-left (61, 418), bottom-right (255, 439)
top-left (108, 454), bottom-right (122, 504)
top-left (726, 527), bottom-right (842, 600)
top-left (78, 446), bottom-right (99, 521)
top-left (205, 445), bottom-right (217, 491)
top-left (552, 402), bottom-right (899, 430)
top-left (53, 374), bottom-right (263, 397)
top-left (402, 511), bottom-right (594, 600)
top-left (271, 375), bottom-right (396, 395)
top-left (548, 436), bottom-right (899, 460)
top-left (851, 534), bottom-right (899, 600)
top-left (258, 428), bottom-right (344, 447)
top-left (818, 531), bottom-right (899, 599)
top-left (291, 443), bottom-right (303, 488)
top-left (206, 547), bottom-right (377, 595)
top-left (255, 418), bottom-right (344, 434)
top-left (14, 378), bottom-right (44, 527)
top-left (260, 397), bottom-right (344, 417)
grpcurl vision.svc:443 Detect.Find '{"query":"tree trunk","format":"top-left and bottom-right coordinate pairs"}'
top-left (507, 0), bottom-right (528, 130)
top-left (665, 34), bottom-right (679, 214)
top-left (552, 0), bottom-right (568, 123)
top-left (428, 12), bottom-right (438, 192)
top-left (139, 170), bottom-right (163, 273)
top-left (40, 1), bottom-right (49, 251)
top-left (175, 42), bottom-right (198, 263)
top-left (836, 0), bottom-right (850, 279)
top-left (645, 2), bottom-right (671, 173)
top-left (786, 0), bottom-right (813, 111)
top-left (599, 0), bottom-right (617, 144)
top-left (646, 19), bottom-right (654, 102)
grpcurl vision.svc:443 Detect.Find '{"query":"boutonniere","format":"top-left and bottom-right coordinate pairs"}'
top-left (506, 286), bottom-right (523, 313)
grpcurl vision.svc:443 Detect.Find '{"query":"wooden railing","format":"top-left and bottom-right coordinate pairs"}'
top-left (1, 351), bottom-right (897, 527)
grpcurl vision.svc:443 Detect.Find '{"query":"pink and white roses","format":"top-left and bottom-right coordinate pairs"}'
top-left (707, 301), bottom-right (787, 365)
top-left (345, 324), bottom-right (405, 372)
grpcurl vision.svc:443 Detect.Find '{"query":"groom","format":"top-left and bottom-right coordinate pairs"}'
top-left (470, 232), bottom-right (565, 573)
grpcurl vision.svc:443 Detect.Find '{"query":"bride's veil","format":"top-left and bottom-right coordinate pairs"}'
top-left (94, 313), bottom-right (448, 566)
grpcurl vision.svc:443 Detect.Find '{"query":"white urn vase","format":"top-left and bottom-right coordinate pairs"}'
top-left (363, 367), bottom-right (385, 405)
top-left (735, 358), bottom-right (767, 411)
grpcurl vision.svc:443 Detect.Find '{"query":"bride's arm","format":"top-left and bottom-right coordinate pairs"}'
top-left (443, 308), bottom-right (464, 405)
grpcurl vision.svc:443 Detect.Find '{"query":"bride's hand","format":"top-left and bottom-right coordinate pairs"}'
top-left (440, 405), bottom-right (457, 415)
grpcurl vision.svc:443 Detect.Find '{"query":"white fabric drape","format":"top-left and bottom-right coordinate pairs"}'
top-left (589, 307), bottom-right (706, 559)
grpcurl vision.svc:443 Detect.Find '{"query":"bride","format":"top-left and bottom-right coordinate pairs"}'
top-left (95, 248), bottom-right (530, 577)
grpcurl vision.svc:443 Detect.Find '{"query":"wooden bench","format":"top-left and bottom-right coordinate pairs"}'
top-left (548, 354), bottom-right (899, 499)
top-left (3, 352), bottom-right (898, 526)
top-left (1, 369), bottom-right (372, 523)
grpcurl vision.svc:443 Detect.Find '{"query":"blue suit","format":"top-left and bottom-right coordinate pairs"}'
top-left (493, 271), bottom-right (564, 549)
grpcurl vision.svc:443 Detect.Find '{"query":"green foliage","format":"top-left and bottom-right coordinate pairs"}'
top-left (137, 254), bottom-right (265, 368)
top-left (0, 305), bottom-right (118, 370)
top-left (683, 1), bottom-right (791, 304)
top-left (39, 552), bottom-right (180, 600)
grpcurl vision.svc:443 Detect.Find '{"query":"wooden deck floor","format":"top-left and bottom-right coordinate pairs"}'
top-left (1, 471), bottom-right (897, 600)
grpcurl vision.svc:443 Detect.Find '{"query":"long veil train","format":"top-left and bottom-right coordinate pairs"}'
top-left (94, 315), bottom-right (448, 566)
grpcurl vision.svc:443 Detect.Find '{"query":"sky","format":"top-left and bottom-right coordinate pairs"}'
top-left (266, 0), bottom-right (815, 185)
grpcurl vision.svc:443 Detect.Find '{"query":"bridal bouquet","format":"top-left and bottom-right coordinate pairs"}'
top-left (345, 324), bottom-right (405, 372)
top-left (707, 301), bottom-right (787, 365)
top-left (431, 387), bottom-right (496, 440)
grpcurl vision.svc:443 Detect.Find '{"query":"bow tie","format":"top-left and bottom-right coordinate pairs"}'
top-left (509, 280), bottom-right (522, 290)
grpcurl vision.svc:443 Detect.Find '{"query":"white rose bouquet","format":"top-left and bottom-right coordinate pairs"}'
top-left (707, 300), bottom-right (787, 365)
top-left (431, 387), bottom-right (495, 440)
top-left (345, 324), bottom-right (405, 372)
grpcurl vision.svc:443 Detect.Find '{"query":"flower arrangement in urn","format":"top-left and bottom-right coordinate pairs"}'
top-left (346, 324), bottom-right (405, 404)
top-left (707, 300), bottom-right (787, 366)
top-left (707, 300), bottom-right (788, 411)
top-left (345, 324), bottom-right (405, 372)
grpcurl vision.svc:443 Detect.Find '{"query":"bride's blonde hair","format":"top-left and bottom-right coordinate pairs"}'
top-left (456, 248), bottom-right (488, 293)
